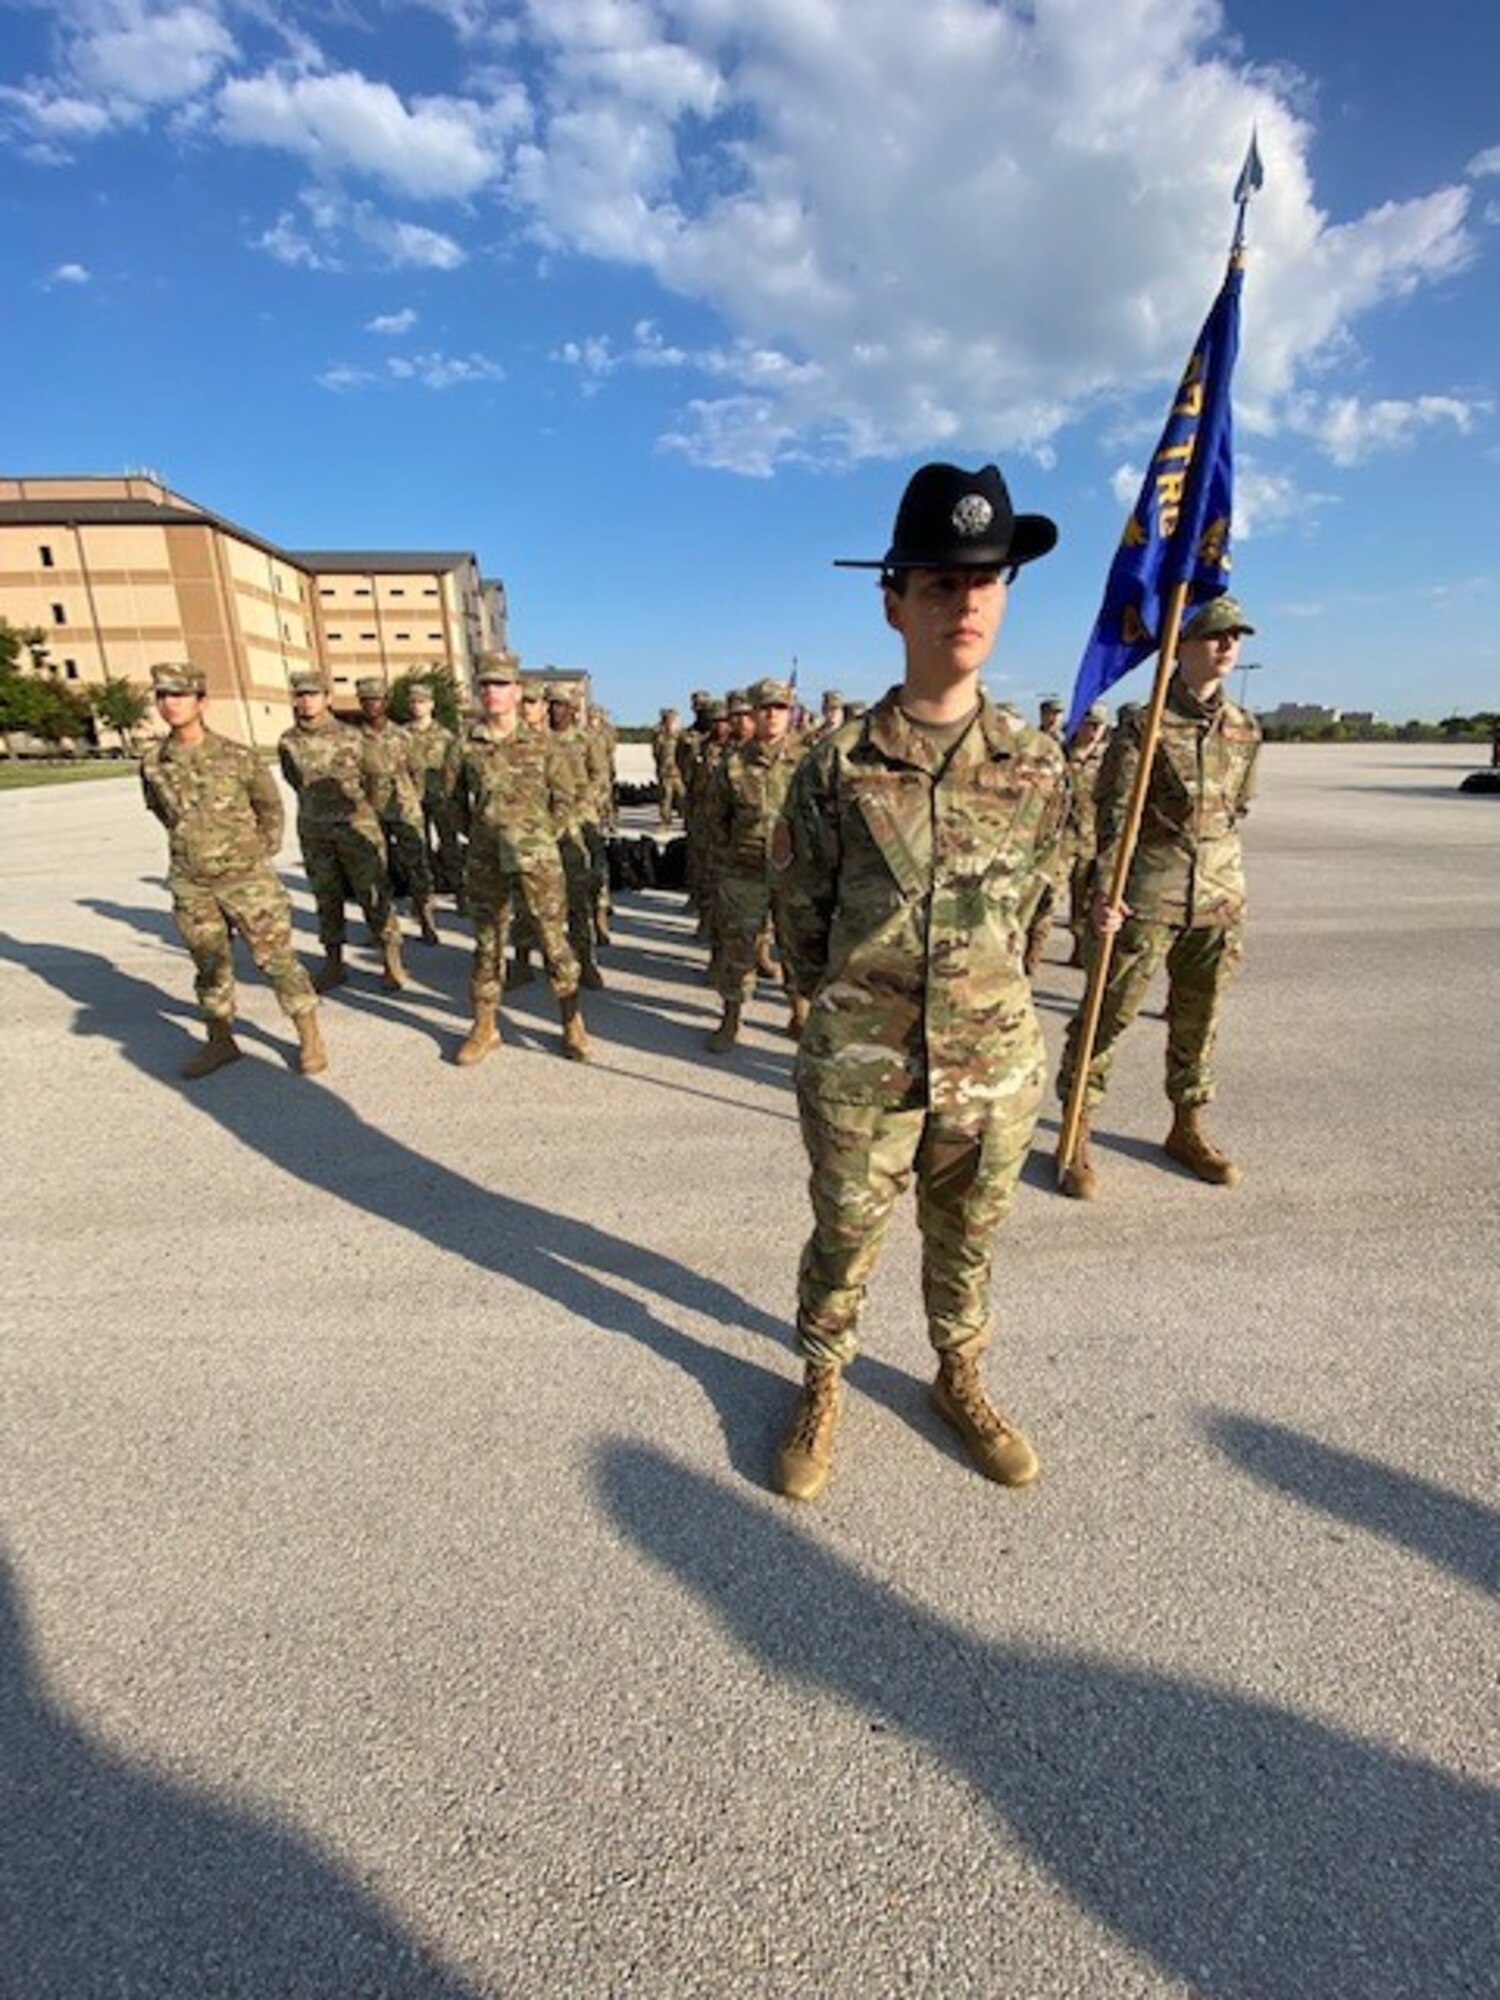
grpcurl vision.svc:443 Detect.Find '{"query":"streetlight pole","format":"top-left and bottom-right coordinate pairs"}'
top-left (1238, 659), bottom-right (1264, 710)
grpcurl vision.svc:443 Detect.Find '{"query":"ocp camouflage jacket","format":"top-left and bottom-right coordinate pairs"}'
top-left (774, 689), bottom-right (1064, 1110)
top-left (278, 717), bottom-right (384, 839)
top-left (1095, 674), bottom-right (1259, 925)
top-left (141, 730), bottom-right (283, 885)
top-left (454, 722), bottom-right (566, 872)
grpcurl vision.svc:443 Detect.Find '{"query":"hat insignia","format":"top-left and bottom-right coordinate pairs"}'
top-left (952, 494), bottom-right (994, 538)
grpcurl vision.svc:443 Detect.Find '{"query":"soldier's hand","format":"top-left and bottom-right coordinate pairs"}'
top-left (1091, 893), bottom-right (1129, 936)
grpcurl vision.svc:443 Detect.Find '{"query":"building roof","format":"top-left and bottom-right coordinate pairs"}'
top-left (290, 550), bottom-right (477, 574)
top-left (0, 496), bottom-right (304, 569)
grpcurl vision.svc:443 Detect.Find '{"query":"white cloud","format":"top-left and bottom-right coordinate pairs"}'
top-left (0, 2), bottom-right (237, 149)
top-left (253, 190), bottom-right (465, 272)
top-left (1284, 393), bottom-right (1482, 466)
top-left (215, 67), bottom-right (520, 201)
top-left (319, 350), bottom-right (505, 392)
top-left (367, 307), bottom-right (418, 335)
top-left (1466, 144), bottom-right (1500, 178)
top-left (50, 261), bottom-right (93, 284)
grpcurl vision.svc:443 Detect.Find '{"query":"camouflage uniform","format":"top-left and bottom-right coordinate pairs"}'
top-left (1061, 728), bottom-right (1110, 952)
top-left (581, 713), bottom-right (615, 935)
top-left (1058, 671), bottom-right (1260, 1111)
top-left (541, 721), bottom-right (603, 983)
top-left (278, 716), bottom-right (397, 947)
top-left (357, 716), bottom-right (433, 907)
top-left (405, 715), bottom-right (466, 896)
top-left (142, 730), bottom-right (316, 1023)
top-left (652, 720), bottom-right (685, 824)
top-left (455, 722), bottom-right (581, 1007)
top-left (776, 691), bottom-right (1064, 1365)
top-left (706, 730), bottom-right (802, 1002)
top-left (684, 715), bottom-right (729, 920)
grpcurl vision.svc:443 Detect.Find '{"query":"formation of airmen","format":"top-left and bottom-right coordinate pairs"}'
top-left (137, 459), bottom-right (1260, 1506)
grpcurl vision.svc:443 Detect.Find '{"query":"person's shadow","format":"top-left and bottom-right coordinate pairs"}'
top-left (0, 933), bottom-right (921, 1483)
top-left (597, 1440), bottom-right (1500, 2000)
top-left (1205, 1413), bottom-right (1500, 1599)
top-left (0, 1549), bottom-right (481, 1998)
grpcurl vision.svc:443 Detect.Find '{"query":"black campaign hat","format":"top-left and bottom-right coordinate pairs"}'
top-left (835, 462), bottom-right (1057, 574)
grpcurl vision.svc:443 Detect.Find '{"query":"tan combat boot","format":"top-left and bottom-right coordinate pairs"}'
top-left (706, 999), bottom-right (741, 1054)
top-left (456, 998), bottom-right (499, 1066)
top-left (1056, 1114), bottom-right (1099, 1200)
top-left (784, 993), bottom-right (811, 1041)
top-left (181, 1018), bottom-right (242, 1080)
top-left (559, 991), bottom-right (591, 1062)
top-left (931, 1350), bottom-right (1039, 1487)
top-left (1164, 1105), bottom-right (1241, 1186)
top-left (380, 929), bottom-right (409, 992)
top-left (417, 899), bottom-right (440, 946)
top-left (313, 945), bottom-right (347, 993)
top-left (294, 1008), bottom-right (329, 1076)
top-left (505, 949), bottom-right (535, 989)
top-left (774, 1363), bottom-right (843, 1501)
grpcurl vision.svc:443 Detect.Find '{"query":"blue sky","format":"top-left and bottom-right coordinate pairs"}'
top-left (3, 0), bottom-right (1496, 723)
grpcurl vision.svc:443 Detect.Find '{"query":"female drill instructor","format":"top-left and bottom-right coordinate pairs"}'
top-left (771, 463), bottom-right (1065, 1502)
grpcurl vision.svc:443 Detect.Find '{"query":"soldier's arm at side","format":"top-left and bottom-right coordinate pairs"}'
top-left (277, 738), bottom-right (302, 794)
top-left (774, 745), bottom-right (841, 995)
top-left (139, 756), bottom-right (172, 830)
top-left (247, 751), bottom-right (286, 856)
top-left (1236, 722), bottom-right (1261, 817)
top-left (1089, 711), bottom-right (1143, 931)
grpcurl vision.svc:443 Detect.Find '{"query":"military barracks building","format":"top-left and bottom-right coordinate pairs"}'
top-left (0, 474), bottom-right (505, 748)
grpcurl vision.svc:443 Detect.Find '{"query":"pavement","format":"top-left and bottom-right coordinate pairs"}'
top-left (0, 741), bottom-right (1496, 1999)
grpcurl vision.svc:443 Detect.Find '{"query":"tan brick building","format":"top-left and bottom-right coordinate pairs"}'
top-left (0, 474), bottom-right (503, 747)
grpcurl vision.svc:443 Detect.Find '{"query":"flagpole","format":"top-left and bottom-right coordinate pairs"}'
top-left (1057, 148), bottom-right (1259, 1181)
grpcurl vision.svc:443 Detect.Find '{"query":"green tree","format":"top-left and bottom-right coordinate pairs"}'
top-left (91, 676), bottom-right (152, 736)
top-left (0, 621), bottom-right (93, 745)
top-left (390, 663), bottom-right (464, 731)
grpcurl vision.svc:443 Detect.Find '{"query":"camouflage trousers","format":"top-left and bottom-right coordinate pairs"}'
top-left (301, 824), bottom-right (396, 948)
top-left (467, 847), bottom-right (579, 1006)
top-left (422, 799), bottom-right (466, 897)
top-left (513, 831), bottom-right (596, 975)
top-left (794, 1072), bottom-right (1043, 1367)
top-left (1066, 854), bottom-right (1097, 943)
top-left (585, 823), bottom-right (610, 926)
top-left (1058, 918), bottom-right (1243, 1111)
top-left (715, 866), bottom-right (790, 1000)
top-left (657, 767), bottom-right (684, 825)
top-left (171, 869), bottom-right (316, 1023)
top-left (381, 813), bottom-right (433, 906)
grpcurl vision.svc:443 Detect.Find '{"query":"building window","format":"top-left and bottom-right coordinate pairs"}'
top-left (390, 587), bottom-right (405, 597)
top-left (63, 659), bottom-right (79, 679)
top-left (354, 586), bottom-right (371, 596)
top-left (39, 545), bottom-right (54, 568)
top-left (423, 586), bottom-right (438, 597)
top-left (395, 631), bottom-right (410, 640)
top-left (320, 586), bottom-right (335, 597)
top-left (327, 630), bottom-right (343, 641)
top-left (51, 603), bottom-right (65, 624)
top-left (360, 631), bottom-right (376, 641)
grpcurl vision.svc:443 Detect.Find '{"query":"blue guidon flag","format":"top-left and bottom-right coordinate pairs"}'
top-left (1066, 257), bottom-right (1242, 736)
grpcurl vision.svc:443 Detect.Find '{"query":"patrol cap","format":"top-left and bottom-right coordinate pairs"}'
top-left (288, 671), bottom-right (326, 695)
top-left (1086, 701), bottom-right (1109, 723)
top-left (726, 688), bottom-right (752, 715)
top-left (476, 655), bottom-right (520, 686)
top-left (150, 661), bottom-right (206, 695)
top-left (355, 676), bottom-right (388, 700)
top-left (821, 689), bottom-right (845, 708)
top-left (690, 688), bottom-right (711, 707)
top-left (519, 675), bottom-right (548, 698)
top-left (659, 705), bottom-right (678, 720)
top-left (408, 681), bottom-right (436, 703)
top-left (546, 682), bottom-right (578, 706)
top-left (1040, 695), bottom-right (1064, 717)
top-left (750, 676), bottom-right (793, 708)
top-left (836, 461), bottom-right (1058, 574)
top-left (1182, 594), bottom-right (1255, 641)
top-left (702, 698), bottom-right (727, 721)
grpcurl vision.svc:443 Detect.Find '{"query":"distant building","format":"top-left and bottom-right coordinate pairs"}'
top-left (1264, 702), bottom-right (1343, 729)
top-left (0, 473), bottom-right (502, 746)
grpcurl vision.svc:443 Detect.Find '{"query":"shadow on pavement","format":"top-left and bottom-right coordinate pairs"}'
top-left (1205, 1412), bottom-right (1500, 1599)
top-left (0, 933), bottom-right (922, 1482)
top-left (597, 1439), bottom-right (1499, 2000)
top-left (0, 1551), bottom-right (481, 1998)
